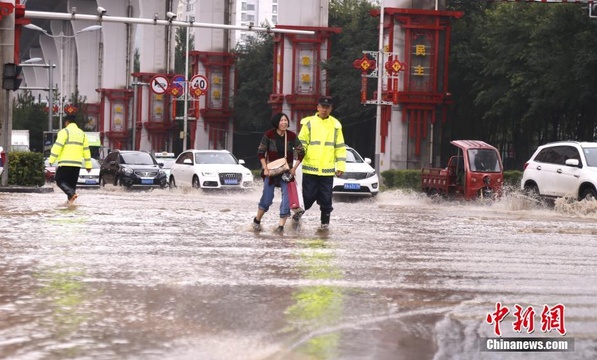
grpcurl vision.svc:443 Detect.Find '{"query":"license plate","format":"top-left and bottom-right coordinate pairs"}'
top-left (141, 179), bottom-right (153, 185)
top-left (85, 179), bottom-right (98, 185)
top-left (224, 179), bottom-right (238, 185)
top-left (344, 183), bottom-right (360, 190)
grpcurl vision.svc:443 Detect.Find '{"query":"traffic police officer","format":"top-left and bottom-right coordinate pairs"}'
top-left (48, 116), bottom-right (92, 204)
top-left (295, 96), bottom-right (346, 230)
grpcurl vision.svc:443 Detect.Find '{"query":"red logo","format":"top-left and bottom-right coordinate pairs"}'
top-left (486, 302), bottom-right (566, 337)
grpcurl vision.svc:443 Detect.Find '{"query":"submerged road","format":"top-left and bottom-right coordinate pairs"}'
top-left (1, 186), bottom-right (596, 359)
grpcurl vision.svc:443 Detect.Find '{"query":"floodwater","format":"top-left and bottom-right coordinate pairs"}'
top-left (1, 184), bottom-right (596, 360)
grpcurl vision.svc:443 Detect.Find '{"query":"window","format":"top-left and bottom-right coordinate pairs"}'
top-left (535, 146), bottom-right (579, 165)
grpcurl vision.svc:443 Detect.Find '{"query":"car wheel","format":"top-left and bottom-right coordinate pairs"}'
top-left (117, 177), bottom-right (131, 188)
top-left (523, 183), bottom-right (540, 198)
top-left (192, 175), bottom-right (201, 189)
top-left (169, 176), bottom-right (176, 189)
top-left (580, 188), bottom-right (597, 201)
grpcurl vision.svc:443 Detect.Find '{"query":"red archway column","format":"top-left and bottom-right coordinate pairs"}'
top-left (189, 51), bottom-right (235, 149)
top-left (269, 26), bottom-right (341, 129)
top-left (98, 88), bottom-right (133, 150)
top-left (372, 8), bottom-right (462, 156)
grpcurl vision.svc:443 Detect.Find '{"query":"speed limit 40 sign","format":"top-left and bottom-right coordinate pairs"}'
top-left (190, 75), bottom-right (208, 92)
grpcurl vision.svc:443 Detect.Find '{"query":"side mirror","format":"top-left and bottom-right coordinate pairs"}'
top-left (364, 157), bottom-right (372, 165)
top-left (183, 158), bottom-right (193, 165)
top-left (239, 159), bottom-right (245, 165)
top-left (565, 159), bottom-right (580, 168)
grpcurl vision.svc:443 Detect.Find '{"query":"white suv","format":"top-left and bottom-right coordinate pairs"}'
top-left (520, 141), bottom-right (597, 201)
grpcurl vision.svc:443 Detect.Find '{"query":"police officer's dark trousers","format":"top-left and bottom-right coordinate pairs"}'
top-left (55, 166), bottom-right (80, 200)
top-left (302, 173), bottom-right (334, 224)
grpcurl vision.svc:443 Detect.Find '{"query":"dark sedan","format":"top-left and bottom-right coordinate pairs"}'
top-left (99, 150), bottom-right (167, 188)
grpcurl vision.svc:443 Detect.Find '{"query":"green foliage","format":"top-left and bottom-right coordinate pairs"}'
top-left (380, 169), bottom-right (421, 190)
top-left (327, 0), bottom-right (379, 158)
top-left (134, 48), bottom-right (140, 73)
top-left (448, 2), bottom-right (597, 169)
top-left (12, 91), bottom-right (48, 153)
top-left (7, 151), bottom-right (45, 186)
top-left (232, 0), bottom-right (380, 160)
top-left (174, 27), bottom-right (195, 77)
top-left (233, 33), bottom-right (274, 131)
top-left (503, 170), bottom-right (523, 188)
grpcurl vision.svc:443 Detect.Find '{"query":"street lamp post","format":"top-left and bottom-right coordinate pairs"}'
top-left (24, 23), bottom-right (101, 129)
top-left (182, 16), bottom-right (194, 152)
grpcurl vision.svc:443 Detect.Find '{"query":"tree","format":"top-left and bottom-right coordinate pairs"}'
top-left (233, 32), bottom-right (274, 131)
top-left (12, 91), bottom-right (48, 153)
top-left (448, 2), bottom-right (597, 169)
top-left (326, 0), bottom-right (379, 159)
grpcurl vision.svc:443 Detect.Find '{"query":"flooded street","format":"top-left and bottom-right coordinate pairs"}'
top-left (1, 184), bottom-right (597, 359)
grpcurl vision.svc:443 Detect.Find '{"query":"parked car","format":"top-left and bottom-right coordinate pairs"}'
top-left (77, 158), bottom-right (101, 188)
top-left (295, 145), bottom-right (379, 197)
top-left (169, 149), bottom-right (254, 189)
top-left (521, 141), bottom-right (597, 201)
top-left (333, 146), bottom-right (379, 196)
top-left (99, 150), bottom-right (168, 188)
top-left (154, 151), bottom-right (176, 180)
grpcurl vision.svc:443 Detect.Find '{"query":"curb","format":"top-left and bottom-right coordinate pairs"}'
top-left (0, 186), bottom-right (54, 193)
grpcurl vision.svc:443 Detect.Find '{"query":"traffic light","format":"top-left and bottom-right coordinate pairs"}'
top-left (2, 63), bottom-right (23, 91)
top-left (590, 1), bottom-right (597, 18)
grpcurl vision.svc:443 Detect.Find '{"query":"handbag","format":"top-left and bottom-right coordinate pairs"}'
top-left (266, 131), bottom-right (290, 177)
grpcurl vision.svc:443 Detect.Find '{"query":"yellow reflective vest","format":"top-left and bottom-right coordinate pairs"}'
top-left (48, 123), bottom-right (92, 168)
top-left (298, 113), bottom-right (346, 176)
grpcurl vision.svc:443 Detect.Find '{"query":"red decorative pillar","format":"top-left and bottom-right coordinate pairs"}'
top-left (98, 88), bottom-right (133, 150)
top-left (189, 51), bottom-right (235, 150)
top-left (372, 8), bottom-right (462, 158)
top-left (83, 103), bottom-right (100, 132)
top-left (268, 26), bottom-right (341, 126)
top-left (130, 72), bottom-right (177, 152)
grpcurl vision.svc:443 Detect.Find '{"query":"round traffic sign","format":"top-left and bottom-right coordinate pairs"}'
top-left (190, 75), bottom-right (208, 91)
top-left (150, 75), bottom-right (169, 94)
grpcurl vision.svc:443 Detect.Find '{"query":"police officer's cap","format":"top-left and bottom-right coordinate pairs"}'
top-left (318, 96), bottom-right (333, 106)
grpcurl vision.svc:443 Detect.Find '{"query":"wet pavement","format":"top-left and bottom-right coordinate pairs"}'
top-left (1, 184), bottom-right (596, 359)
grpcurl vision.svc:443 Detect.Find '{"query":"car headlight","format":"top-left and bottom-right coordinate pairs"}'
top-left (201, 171), bottom-right (216, 176)
top-left (121, 167), bottom-right (134, 175)
top-left (366, 170), bottom-right (376, 178)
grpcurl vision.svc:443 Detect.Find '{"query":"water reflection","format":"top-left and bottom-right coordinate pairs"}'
top-left (284, 239), bottom-right (344, 359)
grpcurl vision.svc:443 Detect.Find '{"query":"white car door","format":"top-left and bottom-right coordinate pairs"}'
top-left (550, 146), bottom-right (583, 198)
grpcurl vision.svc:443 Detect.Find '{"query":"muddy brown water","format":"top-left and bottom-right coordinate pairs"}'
top-left (1, 185), bottom-right (596, 359)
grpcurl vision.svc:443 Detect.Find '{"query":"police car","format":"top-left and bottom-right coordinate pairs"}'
top-left (154, 151), bottom-right (176, 181)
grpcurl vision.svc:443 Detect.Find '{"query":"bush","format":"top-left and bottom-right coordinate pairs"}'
top-left (380, 169), bottom-right (421, 190)
top-left (503, 170), bottom-right (523, 188)
top-left (7, 152), bottom-right (45, 186)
